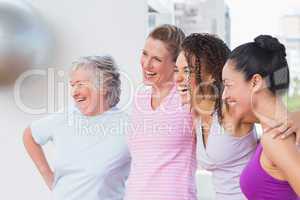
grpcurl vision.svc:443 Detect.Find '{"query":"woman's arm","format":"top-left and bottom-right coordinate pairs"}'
top-left (261, 130), bottom-right (300, 196)
top-left (23, 127), bottom-right (54, 190)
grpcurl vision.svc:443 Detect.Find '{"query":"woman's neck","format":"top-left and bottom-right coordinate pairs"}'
top-left (85, 101), bottom-right (110, 117)
top-left (152, 82), bottom-right (174, 96)
top-left (254, 92), bottom-right (288, 130)
top-left (151, 82), bottom-right (174, 109)
top-left (192, 96), bottom-right (216, 119)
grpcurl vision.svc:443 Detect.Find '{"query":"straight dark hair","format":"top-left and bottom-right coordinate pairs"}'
top-left (228, 35), bottom-right (290, 95)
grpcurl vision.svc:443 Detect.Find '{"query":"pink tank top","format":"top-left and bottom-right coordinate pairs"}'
top-left (125, 85), bottom-right (197, 200)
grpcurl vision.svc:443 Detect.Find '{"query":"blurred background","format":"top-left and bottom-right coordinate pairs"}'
top-left (0, 0), bottom-right (299, 199)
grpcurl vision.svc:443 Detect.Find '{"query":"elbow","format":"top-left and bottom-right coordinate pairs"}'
top-left (23, 127), bottom-right (33, 146)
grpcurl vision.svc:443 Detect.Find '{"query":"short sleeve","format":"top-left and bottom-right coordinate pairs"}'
top-left (30, 113), bottom-right (63, 145)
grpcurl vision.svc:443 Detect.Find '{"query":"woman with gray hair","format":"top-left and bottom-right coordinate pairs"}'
top-left (71, 55), bottom-right (121, 115)
top-left (23, 55), bottom-right (131, 200)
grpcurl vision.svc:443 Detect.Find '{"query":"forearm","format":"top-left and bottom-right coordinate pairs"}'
top-left (286, 167), bottom-right (300, 196)
top-left (285, 143), bottom-right (300, 196)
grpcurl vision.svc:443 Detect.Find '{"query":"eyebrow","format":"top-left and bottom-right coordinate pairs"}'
top-left (70, 80), bottom-right (78, 84)
top-left (142, 50), bottom-right (164, 60)
top-left (153, 55), bottom-right (163, 61)
top-left (69, 80), bottom-right (88, 84)
top-left (174, 65), bottom-right (190, 69)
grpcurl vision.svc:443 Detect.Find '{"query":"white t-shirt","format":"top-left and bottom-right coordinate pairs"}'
top-left (31, 106), bottom-right (131, 200)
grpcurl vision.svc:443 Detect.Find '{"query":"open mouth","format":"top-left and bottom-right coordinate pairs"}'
top-left (145, 70), bottom-right (157, 78)
top-left (74, 97), bottom-right (87, 104)
top-left (177, 85), bottom-right (189, 94)
top-left (226, 100), bottom-right (237, 107)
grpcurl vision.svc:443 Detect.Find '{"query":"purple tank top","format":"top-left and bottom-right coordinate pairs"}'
top-left (240, 143), bottom-right (298, 200)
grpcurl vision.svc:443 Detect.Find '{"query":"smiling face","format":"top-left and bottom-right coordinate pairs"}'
top-left (70, 68), bottom-right (106, 116)
top-left (174, 51), bottom-right (196, 105)
top-left (222, 60), bottom-right (257, 122)
top-left (140, 37), bottom-right (175, 89)
top-left (175, 51), bottom-right (217, 107)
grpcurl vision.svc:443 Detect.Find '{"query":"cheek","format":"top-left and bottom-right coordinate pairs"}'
top-left (190, 76), bottom-right (196, 91)
top-left (140, 57), bottom-right (145, 68)
top-left (88, 91), bottom-right (101, 107)
top-left (161, 61), bottom-right (174, 75)
top-left (153, 62), bottom-right (166, 76)
top-left (234, 88), bottom-right (252, 112)
top-left (82, 87), bottom-right (92, 99)
top-left (240, 95), bottom-right (252, 108)
top-left (156, 59), bottom-right (167, 69)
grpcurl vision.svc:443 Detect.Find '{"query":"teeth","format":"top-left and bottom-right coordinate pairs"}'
top-left (227, 101), bottom-right (236, 106)
top-left (179, 90), bottom-right (188, 95)
top-left (145, 71), bottom-right (156, 76)
top-left (177, 85), bottom-right (189, 93)
top-left (75, 98), bottom-right (86, 103)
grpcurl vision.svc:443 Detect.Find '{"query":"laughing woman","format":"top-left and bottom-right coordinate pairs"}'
top-left (175, 33), bottom-right (256, 200)
top-left (222, 35), bottom-right (300, 199)
top-left (125, 25), bottom-right (197, 200)
top-left (23, 56), bottom-right (131, 200)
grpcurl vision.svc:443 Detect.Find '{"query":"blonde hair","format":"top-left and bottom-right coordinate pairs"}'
top-left (148, 24), bottom-right (185, 61)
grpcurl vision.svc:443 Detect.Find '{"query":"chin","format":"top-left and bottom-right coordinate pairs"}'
top-left (234, 109), bottom-right (256, 124)
top-left (77, 108), bottom-right (87, 115)
top-left (81, 109), bottom-right (95, 116)
top-left (240, 116), bottom-right (256, 124)
top-left (75, 105), bottom-right (88, 115)
top-left (143, 79), bottom-right (155, 86)
top-left (244, 112), bottom-right (257, 124)
top-left (180, 96), bottom-right (190, 105)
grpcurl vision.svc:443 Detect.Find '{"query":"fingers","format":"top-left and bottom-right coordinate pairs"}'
top-left (268, 121), bottom-right (294, 139)
top-left (261, 117), bottom-right (282, 132)
top-left (264, 122), bottom-right (282, 133)
top-left (270, 126), bottom-right (284, 139)
top-left (275, 122), bottom-right (292, 138)
top-left (265, 122), bottom-right (295, 139)
top-left (279, 127), bottom-right (296, 139)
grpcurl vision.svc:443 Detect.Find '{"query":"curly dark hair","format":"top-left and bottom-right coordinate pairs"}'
top-left (181, 33), bottom-right (230, 120)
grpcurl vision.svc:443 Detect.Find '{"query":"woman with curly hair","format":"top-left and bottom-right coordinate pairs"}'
top-left (175, 33), bottom-right (254, 200)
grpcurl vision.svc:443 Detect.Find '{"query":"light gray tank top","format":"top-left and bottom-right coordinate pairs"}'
top-left (196, 113), bottom-right (258, 200)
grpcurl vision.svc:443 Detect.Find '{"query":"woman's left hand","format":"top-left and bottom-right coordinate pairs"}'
top-left (264, 111), bottom-right (300, 146)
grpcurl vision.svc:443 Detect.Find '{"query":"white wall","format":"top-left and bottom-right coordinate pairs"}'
top-left (0, 0), bottom-right (147, 199)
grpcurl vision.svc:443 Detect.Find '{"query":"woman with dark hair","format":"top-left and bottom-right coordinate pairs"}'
top-left (175, 33), bottom-right (256, 199)
top-left (223, 35), bottom-right (300, 199)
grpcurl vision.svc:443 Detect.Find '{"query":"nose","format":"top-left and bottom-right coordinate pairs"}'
top-left (142, 57), bottom-right (152, 70)
top-left (71, 85), bottom-right (79, 98)
top-left (222, 87), bottom-right (228, 101)
top-left (174, 71), bottom-right (184, 83)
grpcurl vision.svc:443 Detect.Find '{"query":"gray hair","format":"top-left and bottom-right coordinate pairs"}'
top-left (71, 55), bottom-right (121, 108)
